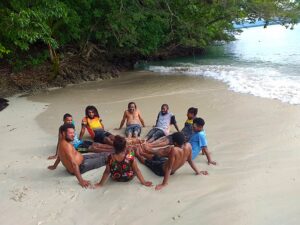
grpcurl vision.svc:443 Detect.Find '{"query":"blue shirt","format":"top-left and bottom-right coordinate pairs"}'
top-left (73, 131), bottom-right (83, 149)
top-left (189, 130), bottom-right (207, 160)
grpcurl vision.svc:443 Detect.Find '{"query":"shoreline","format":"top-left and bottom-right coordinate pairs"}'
top-left (1, 71), bottom-right (300, 225)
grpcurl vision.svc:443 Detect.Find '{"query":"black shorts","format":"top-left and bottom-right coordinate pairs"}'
top-left (94, 129), bottom-right (112, 143)
top-left (145, 155), bottom-right (167, 177)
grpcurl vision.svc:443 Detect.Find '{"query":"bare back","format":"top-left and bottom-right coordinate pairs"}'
top-left (125, 109), bottom-right (142, 126)
top-left (58, 139), bottom-right (83, 174)
top-left (164, 143), bottom-right (192, 174)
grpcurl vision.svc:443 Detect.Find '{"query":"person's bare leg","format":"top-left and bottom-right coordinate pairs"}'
top-left (147, 137), bottom-right (156, 143)
top-left (89, 143), bottom-right (114, 153)
top-left (148, 136), bottom-right (170, 148)
top-left (143, 143), bottom-right (172, 158)
top-left (133, 130), bottom-right (139, 138)
top-left (103, 136), bottom-right (114, 146)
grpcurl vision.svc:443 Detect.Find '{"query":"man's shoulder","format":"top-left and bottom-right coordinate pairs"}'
top-left (59, 140), bottom-right (74, 151)
top-left (183, 143), bottom-right (192, 152)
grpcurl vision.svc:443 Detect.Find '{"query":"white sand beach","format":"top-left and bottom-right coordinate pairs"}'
top-left (1, 71), bottom-right (300, 225)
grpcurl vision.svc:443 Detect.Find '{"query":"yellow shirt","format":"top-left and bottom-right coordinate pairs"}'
top-left (82, 116), bottom-right (103, 130)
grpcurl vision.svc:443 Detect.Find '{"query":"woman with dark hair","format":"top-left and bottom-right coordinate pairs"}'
top-left (79, 105), bottom-right (115, 145)
top-left (94, 135), bottom-right (152, 187)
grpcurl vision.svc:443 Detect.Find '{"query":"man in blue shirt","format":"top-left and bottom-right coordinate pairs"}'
top-left (189, 118), bottom-right (216, 165)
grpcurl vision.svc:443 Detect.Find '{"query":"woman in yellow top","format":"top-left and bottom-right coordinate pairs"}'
top-left (79, 105), bottom-right (115, 145)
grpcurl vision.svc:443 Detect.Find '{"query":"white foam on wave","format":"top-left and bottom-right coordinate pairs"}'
top-left (148, 65), bottom-right (300, 105)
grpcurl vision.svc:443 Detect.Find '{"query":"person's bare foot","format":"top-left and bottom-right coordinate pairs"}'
top-left (135, 147), bottom-right (145, 164)
top-left (208, 160), bottom-right (217, 165)
top-left (48, 155), bottom-right (57, 160)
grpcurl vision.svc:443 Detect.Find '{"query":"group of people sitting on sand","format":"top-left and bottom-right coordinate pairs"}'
top-left (48, 102), bottom-right (216, 190)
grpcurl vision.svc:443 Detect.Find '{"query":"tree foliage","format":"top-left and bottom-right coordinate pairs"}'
top-left (0, 0), bottom-right (299, 69)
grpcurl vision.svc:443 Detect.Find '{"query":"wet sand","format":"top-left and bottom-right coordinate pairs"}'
top-left (1, 71), bottom-right (300, 225)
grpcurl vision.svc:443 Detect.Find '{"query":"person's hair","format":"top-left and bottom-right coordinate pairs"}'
top-left (60, 123), bottom-right (75, 134)
top-left (161, 104), bottom-right (169, 110)
top-left (85, 105), bottom-right (99, 117)
top-left (128, 102), bottom-right (136, 109)
top-left (171, 132), bottom-right (185, 146)
top-left (113, 135), bottom-right (127, 154)
top-left (63, 113), bottom-right (72, 121)
top-left (187, 107), bottom-right (198, 116)
top-left (193, 117), bottom-right (205, 127)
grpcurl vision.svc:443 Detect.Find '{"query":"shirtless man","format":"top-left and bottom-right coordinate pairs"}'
top-left (136, 132), bottom-right (208, 190)
top-left (48, 123), bottom-right (109, 188)
top-left (115, 102), bottom-right (145, 138)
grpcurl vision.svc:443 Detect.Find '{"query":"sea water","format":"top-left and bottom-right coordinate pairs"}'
top-left (143, 25), bottom-right (300, 105)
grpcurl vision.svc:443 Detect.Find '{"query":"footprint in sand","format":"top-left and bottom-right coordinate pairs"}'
top-left (10, 186), bottom-right (29, 202)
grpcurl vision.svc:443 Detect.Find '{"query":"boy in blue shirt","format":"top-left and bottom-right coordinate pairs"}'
top-left (189, 118), bottom-right (216, 165)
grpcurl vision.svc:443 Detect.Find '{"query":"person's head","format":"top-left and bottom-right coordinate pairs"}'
top-left (187, 107), bottom-right (198, 120)
top-left (85, 105), bottom-right (99, 119)
top-left (60, 123), bottom-right (75, 142)
top-left (171, 132), bottom-right (185, 147)
top-left (63, 113), bottom-right (73, 124)
top-left (113, 135), bottom-right (127, 154)
top-left (193, 117), bottom-right (205, 132)
top-left (161, 104), bottom-right (169, 115)
top-left (128, 102), bottom-right (137, 113)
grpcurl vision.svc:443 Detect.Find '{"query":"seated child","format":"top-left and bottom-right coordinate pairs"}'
top-left (189, 118), bottom-right (216, 165)
top-left (181, 107), bottom-right (198, 141)
top-left (48, 113), bottom-right (92, 160)
top-left (115, 102), bottom-right (145, 138)
top-left (144, 104), bottom-right (179, 143)
top-left (136, 132), bottom-right (208, 190)
top-left (94, 135), bottom-right (152, 187)
top-left (79, 105), bottom-right (115, 145)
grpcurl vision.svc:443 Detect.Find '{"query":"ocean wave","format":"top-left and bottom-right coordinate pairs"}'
top-left (148, 65), bottom-right (300, 105)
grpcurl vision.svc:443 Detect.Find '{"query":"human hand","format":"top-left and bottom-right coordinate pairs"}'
top-left (208, 160), bottom-right (217, 165)
top-left (92, 183), bottom-right (103, 189)
top-left (79, 179), bottom-right (91, 188)
top-left (143, 181), bottom-right (153, 187)
top-left (48, 155), bottom-right (57, 160)
top-left (155, 184), bottom-right (166, 190)
top-left (196, 171), bottom-right (208, 176)
top-left (47, 165), bottom-right (56, 170)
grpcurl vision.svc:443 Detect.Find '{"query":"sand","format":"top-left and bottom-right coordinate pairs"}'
top-left (1, 71), bottom-right (300, 225)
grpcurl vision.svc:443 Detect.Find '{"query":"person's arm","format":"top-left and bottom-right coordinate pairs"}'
top-left (100, 118), bottom-right (105, 130)
top-left (138, 111), bottom-right (145, 127)
top-left (155, 148), bottom-right (175, 190)
top-left (171, 115), bottom-right (180, 131)
top-left (79, 124), bottom-right (86, 140)
top-left (132, 160), bottom-right (152, 186)
top-left (66, 149), bottom-right (90, 188)
top-left (174, 123), bottom-right (180, 132)
top-left (48, 129), bottom-right (62, 159)
top-left (187, 148), bottom-right (208, 175)
top-left (202, 147), bottom-right (217, 165)
top-left (154, 112), bottom-right (159, 127)
top-left (116, 111), bottom-right (127, 129)
top-left (94, 164), bottom-right (110, 188)
top-left (48, 156), bottom-right (61, 170)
